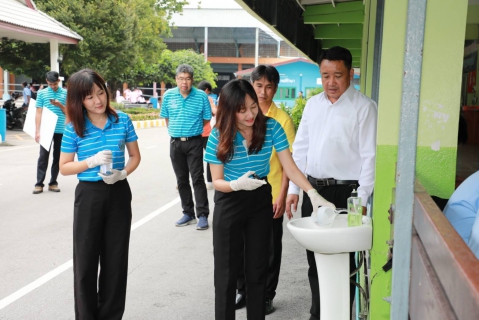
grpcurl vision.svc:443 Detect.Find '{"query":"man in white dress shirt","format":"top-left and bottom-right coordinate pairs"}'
top-left (286, 46), bottom-right (377, 320)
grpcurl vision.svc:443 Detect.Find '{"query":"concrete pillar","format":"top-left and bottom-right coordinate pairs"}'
top-left (49, 39), bottom-right (63, 87)
top-left (50, 39), bottom-right (60, 73)
top-left (204, 27), bottom-right (208, 62)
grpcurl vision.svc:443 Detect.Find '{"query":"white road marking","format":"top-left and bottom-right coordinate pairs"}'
top-left (131, 197), bottom-right (180, 231)
top-left (0, 261), bottom-right (73, 310)
top-left (0, 197), bottom-right (181, 310)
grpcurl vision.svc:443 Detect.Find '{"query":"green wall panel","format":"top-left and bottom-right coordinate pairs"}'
top-left (370, 145), bottom-right (396, 320)
top-left (419, 0), bottom-right (467, 149)
top-left (304, 11), bottom-right (364, 24)
top-left (370, 0), bottom-right (405, 318)
top-left (314, 24), bottom-right (363, 39)
top-left (304, 1), bottom-right (364, 15)
top-left (416, 146), bottom-right (457, 198)
top-left (321, 39), bottom-right (362, 48)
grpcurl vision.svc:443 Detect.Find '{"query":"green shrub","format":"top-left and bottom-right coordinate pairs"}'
top-left (278, 102), bottom-right (292, 117)
top-left (111, 103), bottom-right (160, 121)
top-left (116, 107), bottom-right (157, 115)
top-left (128, 113), bottom-right (160, 121)
top-left (290, 88), bottom-right (324, 130)
top-left (306, 87), bottom-right (324, 99)
top-left (291, 98), bottom-right (306, 131)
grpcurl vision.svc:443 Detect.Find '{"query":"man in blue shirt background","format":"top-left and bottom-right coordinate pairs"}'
top-left (33, 71), bottom-right (67, 194)
top-left (160, 64), bottom-right (212, 230)
top-left (21, 82), bottom-right (31, 107)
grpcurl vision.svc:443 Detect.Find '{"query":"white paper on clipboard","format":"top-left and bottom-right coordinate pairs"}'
top-left (23, 99), bottom-right (59, 151)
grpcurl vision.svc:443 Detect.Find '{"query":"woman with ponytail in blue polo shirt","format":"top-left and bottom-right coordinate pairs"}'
top-left (204, 79), bottom-right (334, 320)
top-left (59, 69), bottom-right (141, 319)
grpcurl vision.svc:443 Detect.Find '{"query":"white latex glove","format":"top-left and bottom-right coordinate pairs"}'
top-left (86, 150), bottom-right (112, 168)
top-left (307, 189), bottom-right (336, 217)
top-left (230, 171), bottom-right (266, 191)
top-left (98, 169), bottom-right (127, 184)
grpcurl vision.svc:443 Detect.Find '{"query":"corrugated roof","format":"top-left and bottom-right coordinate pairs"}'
top-left (165, 27), bottom-right (279, 45)
top-left (0, 0), bottom-right (82, 44)
top-left (170, 7), bottom-right (281, 41)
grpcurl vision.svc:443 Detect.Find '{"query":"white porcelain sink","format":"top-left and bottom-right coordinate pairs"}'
top-left (287, 214), bottom-right (372, 320)
top-left (287, 215), bottom-right (372, 254)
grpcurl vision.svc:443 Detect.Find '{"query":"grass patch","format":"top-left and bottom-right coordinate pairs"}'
top-left (111, 102), bottom-right (161, 121)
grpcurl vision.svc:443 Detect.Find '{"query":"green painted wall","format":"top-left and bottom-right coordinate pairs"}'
top-left (417, 0), bottom-right (467, 197)
top-left (369, 0), bottom-right (468, 319)
top-left (368, 0), bottom-right (407, 317)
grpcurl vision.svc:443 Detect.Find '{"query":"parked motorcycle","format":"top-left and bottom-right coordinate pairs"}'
top-left (2, 92), bottom-right (27, 130)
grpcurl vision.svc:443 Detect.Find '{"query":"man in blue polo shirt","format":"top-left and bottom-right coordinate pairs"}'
top-left (33, 71), bottom-right (67, 194)
top-left (160, 64), bottom-right (212, 230)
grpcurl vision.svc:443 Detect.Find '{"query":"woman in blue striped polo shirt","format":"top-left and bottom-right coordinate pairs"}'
top-left (59, 69), bottom-right (141, 319)
top-left (204, 79), bottom-right (334, 320)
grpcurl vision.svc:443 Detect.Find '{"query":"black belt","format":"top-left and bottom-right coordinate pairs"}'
top-left (307, 176), bottom-right (358, 187)
top-left (171, 135), bottom-right (202, 142)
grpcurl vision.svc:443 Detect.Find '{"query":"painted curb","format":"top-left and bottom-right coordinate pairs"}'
top-left (132, 119), bottom-right (166, 129)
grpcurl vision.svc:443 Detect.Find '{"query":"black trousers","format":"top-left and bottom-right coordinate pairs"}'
top-left (170, 137), bottom-right (209, 217)
top-left (35, 133), bottom-right (62, 187)
top-left (213, 183), bottom-right (273, 320)
top-left (202, 136), bottom-right (212, 183)
top-left (237, 214), bottom-right (283, 301)
top-left (302, 184), bottom-right (357, 320)
top-left (73, 179), bottom-right (132, 320)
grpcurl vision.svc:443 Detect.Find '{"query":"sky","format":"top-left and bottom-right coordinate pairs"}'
top-left (183, 0), bottom-right (242, 9)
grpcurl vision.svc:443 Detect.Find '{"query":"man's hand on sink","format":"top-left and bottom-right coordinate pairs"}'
top-left (285, 194), bottom-right (299, 220)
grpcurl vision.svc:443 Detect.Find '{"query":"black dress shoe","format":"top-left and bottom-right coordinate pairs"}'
top-left (265, 298), bottom-right (275, 315)
top-left (235, 293), bottom-right (246, 310)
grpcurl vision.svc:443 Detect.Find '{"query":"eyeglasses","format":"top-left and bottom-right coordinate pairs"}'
top-left (177, 77), bottom-right (192, 83)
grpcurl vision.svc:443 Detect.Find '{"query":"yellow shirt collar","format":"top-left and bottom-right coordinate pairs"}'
top-left (264, 102), bottom-right (278, 117)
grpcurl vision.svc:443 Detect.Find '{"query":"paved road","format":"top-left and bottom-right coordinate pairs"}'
top-left (0, 127), bottom-right (311, 319)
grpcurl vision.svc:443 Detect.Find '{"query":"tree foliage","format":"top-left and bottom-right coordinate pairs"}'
top-left (0, 0), bottom-right (187, 83)
top-left (154, 49), bottom-right (217, 87)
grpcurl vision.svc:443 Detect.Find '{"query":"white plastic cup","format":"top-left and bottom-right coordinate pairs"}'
top-left (314, 206), bottom-right (337, 226)
top-left (100, 149), bottom-right (113, 175)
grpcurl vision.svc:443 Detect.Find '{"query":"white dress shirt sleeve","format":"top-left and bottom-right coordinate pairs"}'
top-left (357, 100), bottom-right (378, 204)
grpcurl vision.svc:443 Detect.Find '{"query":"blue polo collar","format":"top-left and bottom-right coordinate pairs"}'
top-left (84, 111), bottom-right (114, 130)
top-left (171, 86), bottom-right (198, 98)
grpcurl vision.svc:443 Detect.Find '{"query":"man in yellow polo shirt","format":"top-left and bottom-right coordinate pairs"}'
top-left (235, 65), bottom-right (296, 315)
